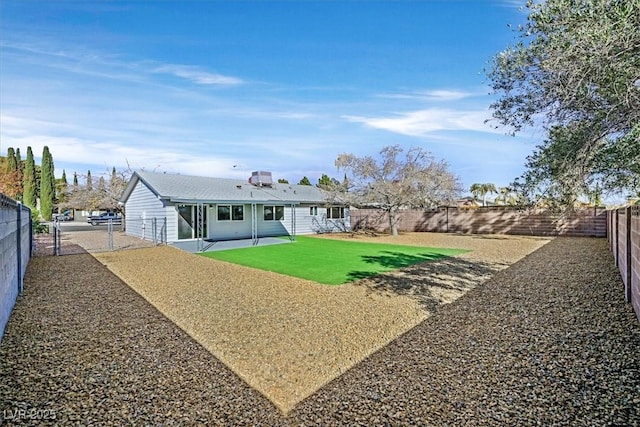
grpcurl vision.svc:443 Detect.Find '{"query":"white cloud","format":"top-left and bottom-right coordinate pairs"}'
top-left (153, 64), bottom-right (243, 86)
top-left (422, 90), bottom-right (475, 101)
top-left (3, 39), bottom-right (244, 88)
top-left (498, 0), bottom-right (527, 9)
top-left (379, 89), bottom-right (476, 102)
top-left (344, 108), bottom-right (499, 137)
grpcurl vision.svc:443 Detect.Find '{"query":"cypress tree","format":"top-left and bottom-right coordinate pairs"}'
top-left (15, 147), bottom-right (23, 199)
top-left (73, 172), bottom-right (79, 191)
top-left (86, 170), bottom-right (93, 191)
top-left (5, 147), bottom-right (17, 172)
top-left (40, 146), bottom-right (55, 220)
top-left (58, 169), bottom-right (68, 205)
top-left (98, 176), bottom-right (106, 192)
top-left (48, 149), bottom-right (56, 211)
top-left (23, 147), bottom-right (37, 208)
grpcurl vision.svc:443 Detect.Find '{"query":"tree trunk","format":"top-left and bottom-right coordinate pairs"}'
top-left (388, 208), bottom-right (399, 236)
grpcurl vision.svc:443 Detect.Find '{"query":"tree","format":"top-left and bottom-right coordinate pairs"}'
top-left (298, 176), bottom-right (312, 186)
top-left (469, 183), bottom-right (497, 207)
top-left (594, 125), bottom-right (640, 197)
top-left (5, 147), bottom-right (17, 173)
top-left (494, 186), bottom-right (519, 206)
top-left (469, 183), bottom-right (482, 206)
top-left (277, 178), bottom-right (289, 184)
top-left (56, 169), bottom-right (69, 206)
top-left (335, 145), bottom-right (462, 236)
top-left (15, 147), bottom-right (23, 199)
top-left (487, 0), bottom-right (640, 206)
top-left (67, 167), bottom-right (129, 213)
top-left (40, 146), bottom-right (55, 220)
top-left (0, 147), bottom-right (21, 198)
top-left (23, 147), bottom-right (37, 208)
top-left (103, 168), bottom-right (128, 213)
top-left (317, 174), bottom-right (334, 189)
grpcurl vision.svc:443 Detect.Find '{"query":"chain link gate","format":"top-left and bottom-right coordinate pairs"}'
top-left (50, 216), bottom-right (167, 255)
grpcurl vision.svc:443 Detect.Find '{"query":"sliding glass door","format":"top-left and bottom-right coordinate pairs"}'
top-left (177, 204), bottom-right (208, 240)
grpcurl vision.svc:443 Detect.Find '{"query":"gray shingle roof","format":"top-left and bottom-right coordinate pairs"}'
top-left (121, 171), bottom-right (328, 204)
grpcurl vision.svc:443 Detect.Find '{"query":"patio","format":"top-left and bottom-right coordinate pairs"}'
top-left (169, 236), bottom-right (293, 253)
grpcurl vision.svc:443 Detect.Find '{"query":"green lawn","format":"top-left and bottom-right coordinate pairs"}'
top-left (199, 235), bottom-right (468, 285)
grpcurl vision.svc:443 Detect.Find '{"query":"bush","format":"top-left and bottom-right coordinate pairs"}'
top-left (31, 209), bottom-right (49, 234)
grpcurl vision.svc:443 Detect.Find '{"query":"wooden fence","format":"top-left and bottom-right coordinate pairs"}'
top-left (607, 206), bottom-right (640, 322)
top-left (351, 206), bottom-right (606, 237)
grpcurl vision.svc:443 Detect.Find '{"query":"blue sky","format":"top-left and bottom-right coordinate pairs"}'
top-left (0, 0), bottom-right (538, 194)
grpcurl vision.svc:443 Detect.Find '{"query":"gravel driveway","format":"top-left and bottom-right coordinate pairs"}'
top-left (1, 234), bottom-right (638, 425)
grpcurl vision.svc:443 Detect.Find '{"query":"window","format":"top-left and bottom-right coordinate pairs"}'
top-left (232, 205), bottom-right (244, 221)
top-left (327, 206), bottom-right (345, 219)
top-left (217, 204), bottom-right (244, 221)
top-left (264, 205), bottom-right (285, 221)
top-left (309, 206), bottom-right (318, 216)
top-left (217, 205), bottom-right (230, 221)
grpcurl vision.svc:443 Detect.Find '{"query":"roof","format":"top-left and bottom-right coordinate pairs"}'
top-left (121, 171), bottom-right (329, 205)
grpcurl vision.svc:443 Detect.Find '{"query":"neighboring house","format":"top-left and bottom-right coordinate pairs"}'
top-left (120, 170), bottom-right (350, 242)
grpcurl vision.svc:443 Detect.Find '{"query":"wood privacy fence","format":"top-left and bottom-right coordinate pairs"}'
top-left (0, 194), bottom-right (32, 341)
top-left (607, 206), bottom-right (640, 322)
top-left (351, 206), bottom-right (606, 237)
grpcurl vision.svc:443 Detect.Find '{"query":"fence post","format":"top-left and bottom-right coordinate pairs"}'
top-left (16, 203), bottom-right (23, 294)
top-left (610, 210), bottom-right (614, 250)
top-left (29, 206), bottom-right (33, 256)
top-left (626, 206), bottom-right (632, 303)
top-left (53, 219), bottom-right (61, 256)
top-left (107, 219), bottom-right (114, 251)
top-left (446, 206), bottom-right (449, 233)
top-left (615, 209), bottom-right (620, 267)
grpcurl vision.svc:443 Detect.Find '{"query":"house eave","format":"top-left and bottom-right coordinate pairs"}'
top-left (167, 198), bottom-right (303, 205)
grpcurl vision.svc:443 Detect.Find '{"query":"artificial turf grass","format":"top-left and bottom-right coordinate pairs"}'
top-left (198, 235), bottom-right (468, 285)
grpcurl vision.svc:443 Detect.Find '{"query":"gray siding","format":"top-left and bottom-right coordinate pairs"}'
top-left (306, 206), bottom-right (351, 234)
top-left (208, 204), bottom-right (253, 240)
top-left (204, 203), bottom-right (351, 240)
top-left (258, 204), bottom-right (296, 236)
top-left (124, 181), bottom-right (178, 241)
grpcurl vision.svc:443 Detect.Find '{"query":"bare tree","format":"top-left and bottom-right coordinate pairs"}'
top-left (335, 145), bottom-right (462, 236)
top-left (65, 167), bottom-right (130, 213)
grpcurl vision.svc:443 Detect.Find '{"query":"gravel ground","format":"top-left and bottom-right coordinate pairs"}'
top-left (93, 245), bottom-right (426, 414)
top-left (92, 232), bottom-right (546, 413)
top-left (1, 234), bottom-right (638, 425)
top-left (291, 237), bottom-right (640, 426)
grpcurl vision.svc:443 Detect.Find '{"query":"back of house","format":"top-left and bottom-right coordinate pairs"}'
top-left (120, 171), bottom-right (350, 243)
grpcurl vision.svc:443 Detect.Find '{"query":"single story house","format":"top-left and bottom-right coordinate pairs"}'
top-left (120, 170), bottom-right (350, 243)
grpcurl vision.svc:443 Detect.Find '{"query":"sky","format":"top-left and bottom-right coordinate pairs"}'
top-left (0, 0), bottom-right (539, 195)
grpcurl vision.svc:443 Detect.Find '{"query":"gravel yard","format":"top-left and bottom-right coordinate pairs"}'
top-left (1, 232), bottom-right (638, 425)
top-left (92, 232), bottom-right (546, 413)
